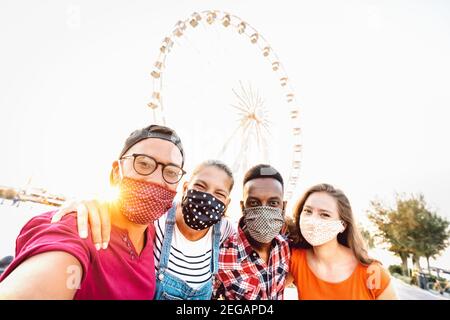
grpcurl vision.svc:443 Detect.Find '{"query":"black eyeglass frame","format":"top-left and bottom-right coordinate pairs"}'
top-left (120, 153), bottom-right (186, 184)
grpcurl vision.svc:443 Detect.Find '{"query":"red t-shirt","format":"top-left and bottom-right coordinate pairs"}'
top-left (0, 211), bottom-right (156, 300)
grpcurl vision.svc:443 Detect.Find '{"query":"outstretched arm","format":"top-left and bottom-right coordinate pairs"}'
top-left (0, 251), bottom-right (83, 300)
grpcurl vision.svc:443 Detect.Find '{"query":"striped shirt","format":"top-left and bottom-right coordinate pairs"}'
top-left (153, 211), bottom-right (236, 289)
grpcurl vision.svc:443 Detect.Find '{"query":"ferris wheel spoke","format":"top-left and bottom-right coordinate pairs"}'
top-left (256, 123), bottom-right (270, 162)
top-left (255, 121), bottom-right (263, 156)
top-left (230, 103), bottom-right (250, 115)
top-left (236, 96), bottom-right (252, 113)
top-left (178, 32), bottom-right (221, 78)
top-left (238, 81), bottom-right (254, 111)
top-left (245, 81), bottom-right (256, 111)
top-left (255, 91), bottom-right (266, 111)
top-left (208, 17), bottom-right (229, 63)
top-left (261, 120), bottom-right (273, 137)
top-left (151, 10), bottom-right (301, 201)
top-left (217, 121), bottom-right (247, 157)
top-left (232, 120), bottom-right (252, 172)
top-left (232, 86), bottom-right (252, 112)
top-left (241, 121), bottom-right (254, 171)
top-left (231, 97), bottom-right (248, 114)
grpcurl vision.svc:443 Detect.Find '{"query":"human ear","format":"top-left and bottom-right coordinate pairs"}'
top-left (110, 161), bottom-right (120, 186)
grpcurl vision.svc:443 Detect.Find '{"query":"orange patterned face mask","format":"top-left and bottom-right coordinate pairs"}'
top-left (118, 177), bottom-right (176, 225)
top-left (300, 215), bottom-right (345, 246)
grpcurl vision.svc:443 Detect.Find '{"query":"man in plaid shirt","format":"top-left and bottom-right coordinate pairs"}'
top-left (213, 164), bottom-right (290, 300)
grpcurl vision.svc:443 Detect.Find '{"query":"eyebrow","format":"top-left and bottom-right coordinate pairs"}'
top-left (304, 205), bottom-right (332, 213)
top-left (195, 179), bottom-right (229, 195)
top-left (165, 161), bottom-right (183, 168)
top-left (194, 179), bottom-right (207, 187)
top-left (246, 196), bottom-right (281, 202)
top-left (216, 189), bottom-right (229, 196)
top-left (135, 153), bottom-right (182, 168)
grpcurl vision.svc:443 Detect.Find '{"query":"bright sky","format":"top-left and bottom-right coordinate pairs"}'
top-left (1, 0), bottom-right (450, 268)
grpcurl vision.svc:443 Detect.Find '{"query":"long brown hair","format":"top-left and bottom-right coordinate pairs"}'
top-left (288, 183), bottom-right (374, 265)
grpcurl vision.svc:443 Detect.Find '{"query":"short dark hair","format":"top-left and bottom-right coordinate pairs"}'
top-left (192, 160), bottom-right (234, 192)
top-left (243, 164), bottom-right (284, 188)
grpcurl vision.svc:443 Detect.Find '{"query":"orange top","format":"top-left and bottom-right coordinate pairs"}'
top-left (289, 248), bottom-right (391, 300)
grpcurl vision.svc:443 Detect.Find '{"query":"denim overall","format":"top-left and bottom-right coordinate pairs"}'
top-left (154, 203), bottom-right (221, 300)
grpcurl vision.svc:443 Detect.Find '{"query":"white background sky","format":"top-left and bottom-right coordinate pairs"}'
top-left (1, 0), bottom-right (449, 268)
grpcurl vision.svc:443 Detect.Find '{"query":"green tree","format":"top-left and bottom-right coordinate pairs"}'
top-left (368, 198), bottom-right (416, 275)
top-left (410, 210), bottom-right (450, 274)
top-left (367, 194), bottom-right (449, 276)
top-left (359, 225), bottom-right (375, 249)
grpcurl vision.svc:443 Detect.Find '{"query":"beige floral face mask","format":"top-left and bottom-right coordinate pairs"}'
top-left (300, 214), bottom-right (345, 246)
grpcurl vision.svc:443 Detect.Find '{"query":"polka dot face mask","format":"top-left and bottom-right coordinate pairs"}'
top-left (243, 206), bottom-right (285, 244)
top-left (300, 214), bottom-right (345, 246)
top-left (118, 177), bottom-right (177, 225)
top-left (181, 189), bottom-right (226, 231)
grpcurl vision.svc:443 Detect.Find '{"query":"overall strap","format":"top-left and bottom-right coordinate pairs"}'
top-left (210, 219), bottom-right (222, 275)
top-left (158, 202), bottom-right (177, 272)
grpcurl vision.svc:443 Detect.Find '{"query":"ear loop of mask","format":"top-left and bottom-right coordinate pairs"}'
top-left (222, 203), bottom-right (228, 215)
top-left (339, 220), bottom-right (346, 232)
top-left (182, 183), bottom-right (189, 203)
top-left (118, 159), bottom-right (124, 181)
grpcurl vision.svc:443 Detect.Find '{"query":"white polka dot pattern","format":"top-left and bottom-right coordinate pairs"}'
top-left (181, 189), bottom-right (226, 230)
top-left (119, 177), bottom-right (176, 225)
top-left (299, 215), bottom-right (345, 246)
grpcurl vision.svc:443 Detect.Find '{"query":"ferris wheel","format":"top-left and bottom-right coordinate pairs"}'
top-left (147, 10), bottom-right (302, 200)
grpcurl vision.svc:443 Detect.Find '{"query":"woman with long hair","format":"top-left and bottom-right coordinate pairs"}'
top-left (287, 183), bottom-right (397, 300)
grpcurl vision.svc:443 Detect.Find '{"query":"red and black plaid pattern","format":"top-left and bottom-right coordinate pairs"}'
top-left (214, 223), bottom-right (290, 300)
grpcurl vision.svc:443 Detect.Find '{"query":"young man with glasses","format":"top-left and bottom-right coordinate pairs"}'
top-left (0, 125), bottom-right (185, 299)
top-left (51, 159), bottom-right (236, 300)
top-left (52, 164), bottom-right (289, 301)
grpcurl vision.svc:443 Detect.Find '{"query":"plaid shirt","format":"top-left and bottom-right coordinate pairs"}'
top-left (213, 221), bottom-right (290, 300)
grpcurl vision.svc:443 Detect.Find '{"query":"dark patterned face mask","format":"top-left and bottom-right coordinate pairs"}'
top-left (243, 206), bottom-right (284, 243)
top-left (181, 189), bottom-right (226, 231)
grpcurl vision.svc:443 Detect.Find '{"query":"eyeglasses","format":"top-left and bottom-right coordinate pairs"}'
top-left (120, 153), bottom-right (186, 184)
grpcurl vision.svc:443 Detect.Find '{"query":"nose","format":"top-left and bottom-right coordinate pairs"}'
top-left (145, 164), bottom-right (169, 188)
top-left (313, 210), bottom-right (322, 219)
